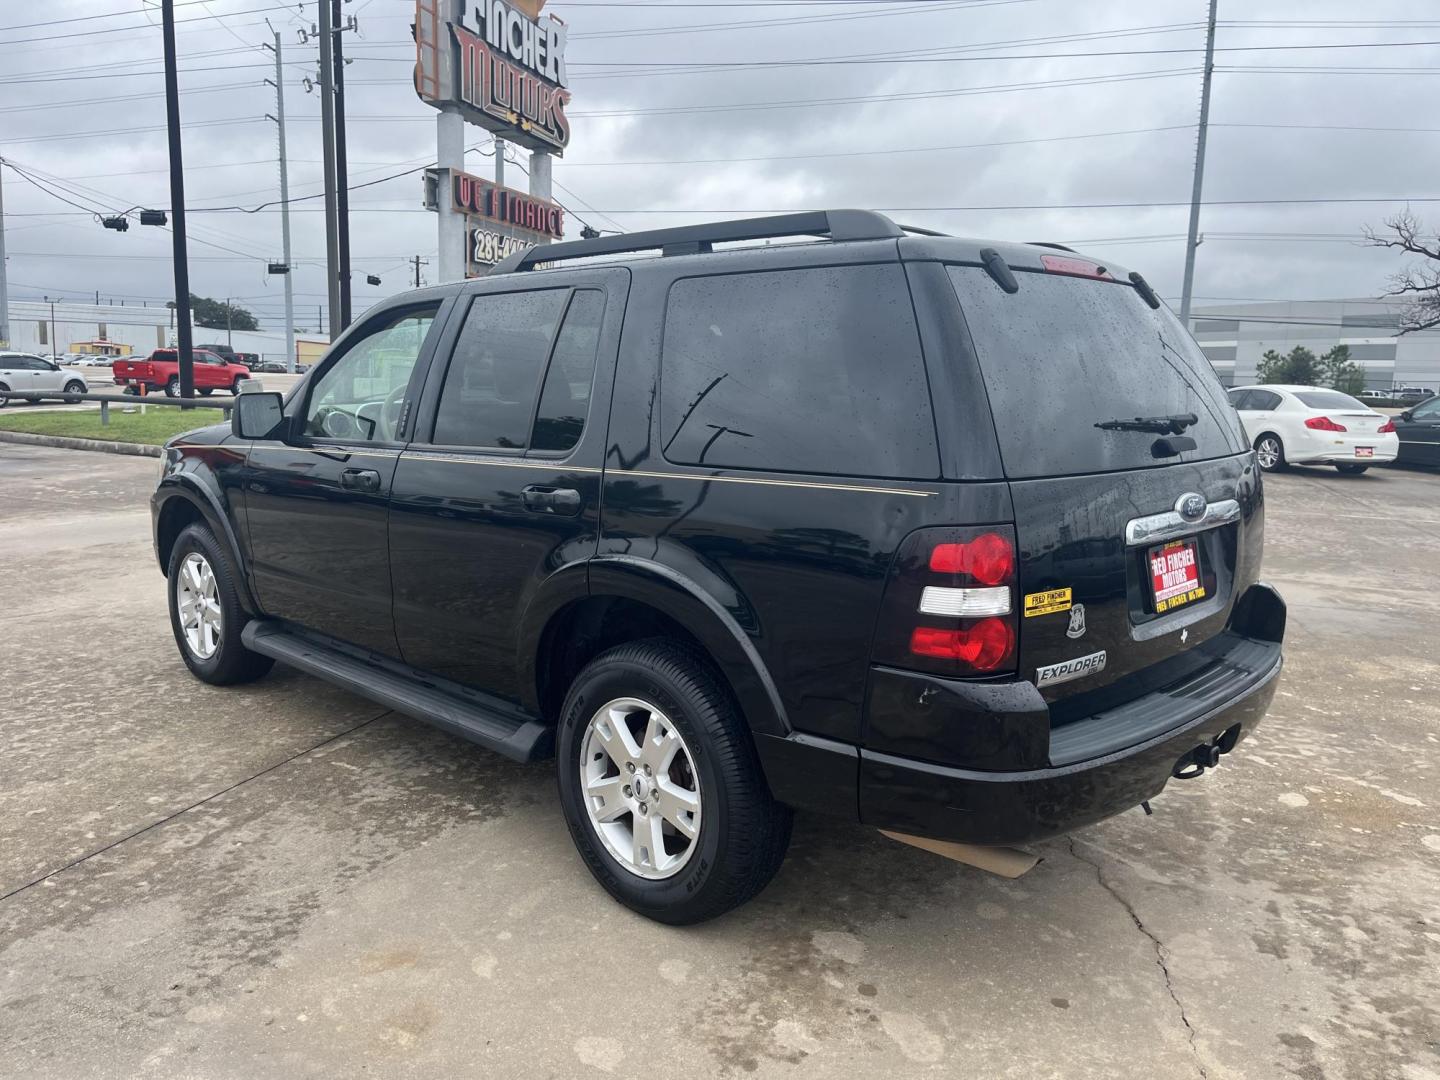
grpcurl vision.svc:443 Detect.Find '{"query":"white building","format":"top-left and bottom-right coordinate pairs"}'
top-left (1190, 298), bottom-right (1440, 391)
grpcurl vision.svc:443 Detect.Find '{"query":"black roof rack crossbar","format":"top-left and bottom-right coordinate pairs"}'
top-left (488, 209), bottom-right (903, 275)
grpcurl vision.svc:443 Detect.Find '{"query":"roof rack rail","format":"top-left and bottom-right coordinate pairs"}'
top-left (488, 209), bottom-right (903, 275)
top-left (897, 223), bottom-right (949, 237)
top-left (1027, 242), bottom-right (1078, 253)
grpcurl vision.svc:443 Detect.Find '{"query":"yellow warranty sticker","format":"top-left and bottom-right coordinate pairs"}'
top-left (1023, 587), bottom-right (1073, 617)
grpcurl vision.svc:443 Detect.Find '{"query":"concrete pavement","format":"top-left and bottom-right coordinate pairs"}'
top-left (1, 442), bottom-right (1437, 1079)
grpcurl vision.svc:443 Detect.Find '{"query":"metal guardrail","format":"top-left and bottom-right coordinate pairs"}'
top-left (0, 390), bottom-right (234, 426)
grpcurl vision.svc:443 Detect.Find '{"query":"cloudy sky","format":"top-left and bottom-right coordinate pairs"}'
top-left (3, 0), bottom-right (1438, 334)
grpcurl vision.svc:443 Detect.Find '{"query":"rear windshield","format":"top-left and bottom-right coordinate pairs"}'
top-left (1294, 390), bottom-right (1367, 410)
top-left (947, 266), bottom-right (1246, 479)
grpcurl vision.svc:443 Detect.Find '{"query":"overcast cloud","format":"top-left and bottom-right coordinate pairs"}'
top-left (3, 0), bottom-right (1438, 333)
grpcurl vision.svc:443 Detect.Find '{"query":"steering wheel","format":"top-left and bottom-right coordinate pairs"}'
top-left (320, 408), bottom-right (361, 440)
top-left (379, 382), bottom-right (408, 442)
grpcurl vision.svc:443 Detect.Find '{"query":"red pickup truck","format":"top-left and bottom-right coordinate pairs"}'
top-left (113, 349), bottom-right (251, 397)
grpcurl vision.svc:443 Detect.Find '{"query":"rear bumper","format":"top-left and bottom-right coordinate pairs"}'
top-left (855, 650), bottom-right (1279, 844)
top-left (757, 583), bottom-right (1286, 847)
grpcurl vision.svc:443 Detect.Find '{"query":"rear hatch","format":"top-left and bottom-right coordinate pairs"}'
top-left (944, 257), bottom-right (1259, 707)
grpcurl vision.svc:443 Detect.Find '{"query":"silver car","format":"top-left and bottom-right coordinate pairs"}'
top-left (0, 352), bottom-right (89, 407)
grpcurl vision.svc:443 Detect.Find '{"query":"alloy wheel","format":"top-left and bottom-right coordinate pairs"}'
top-left (579, 697), bottom-right (702, 880)
top-left (176, 552), bottom-right (222, 659)
top-left (1256, 437), bottom-right (1281, 470)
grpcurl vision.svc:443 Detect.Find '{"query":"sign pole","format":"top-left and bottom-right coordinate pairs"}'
top-left (161, 0), bottom-right (195, 398)
top-left (436, 106), bottom-right (467, 282)
top-left (529, 151), bottom-right (552, 203)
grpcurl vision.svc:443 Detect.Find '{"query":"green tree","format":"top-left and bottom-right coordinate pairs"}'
top-left (1255, 346), bottom-right (1320, 385)
top-left (189, 295), bottom-right (259, 332)
top-left (1319, 344), bottom-right (1367, 395)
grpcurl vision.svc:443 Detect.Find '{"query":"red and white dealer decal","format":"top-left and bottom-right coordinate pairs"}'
top-left (1150, 538), bottom-right (1205, 613)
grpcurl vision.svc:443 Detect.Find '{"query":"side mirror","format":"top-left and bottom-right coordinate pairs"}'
top-left (1400, 410), bottom-right (1414, 422)
top-left (233, 391), bottom-right (286, 440)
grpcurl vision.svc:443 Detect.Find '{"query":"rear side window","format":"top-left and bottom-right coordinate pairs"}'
top-left (532, 290), bottom-right (604, 453)
top-left (433, 289), bottom-right (569, 449)
top-left (1228, 389), bottom-right (1252, 409)
top-left (1294, 390), bottom-right (1366, 410)
top-left (1249, 390), bottom-right (1283, 410)
top-left (660, 265), bottom-right (938, 478)
top-left (947, 266), bottom-right (1245, 479)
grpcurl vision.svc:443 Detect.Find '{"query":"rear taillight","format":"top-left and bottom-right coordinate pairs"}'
top-left (872, 526), bottom-right (1019, 677)
top-left (1305, 416), bottom-right (1347, 432)
top-left (1378, 419), bottom-right (1396, 433)
top-left (928, 532), bottom-right (1015, 585)
top-left (909, 619), bottom-right (1015, 669)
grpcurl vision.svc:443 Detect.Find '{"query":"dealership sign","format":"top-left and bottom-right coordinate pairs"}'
top-left (415, 0), bottom-right (571, 154)
top-left (453, 171), bottom-right (564, 238)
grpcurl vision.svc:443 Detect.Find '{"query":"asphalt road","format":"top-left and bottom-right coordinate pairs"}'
top-left (1, 443), bottom-right (1437, 1079)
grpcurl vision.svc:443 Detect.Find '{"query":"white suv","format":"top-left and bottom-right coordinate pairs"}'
top-left (1228, 384), bottom-right (1399, 474)
top-left (0, 353), bottom-right (89, 407)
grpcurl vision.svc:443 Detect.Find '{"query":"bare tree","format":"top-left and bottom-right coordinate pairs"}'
top-left (1364, 210), bottom-right (1440, 333)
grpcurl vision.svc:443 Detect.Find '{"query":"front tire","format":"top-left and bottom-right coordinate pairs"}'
top-left (232, 377), bottom-right (247, 395)
top-left (63, 380), bottom-right (85, 404)
top-left (1254, 433), bottom-right (1287, 472)
top-left (1336, 463), bottom-right (1369, 475)
top-left (166, 523), bottom-right (273, 685)
top-left (556, 640), bottom-right (792, 925)
top-left (0, 382), bottom-right (10, 408)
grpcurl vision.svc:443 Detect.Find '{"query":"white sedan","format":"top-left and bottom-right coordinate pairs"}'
top-left (0, 352), bottom-right (89, 407)
top-left (1228, 384), bottom-right (1398, 474)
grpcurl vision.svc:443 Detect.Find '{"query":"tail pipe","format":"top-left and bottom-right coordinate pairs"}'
top-left (1172, 722), bottom-right (1243, 780)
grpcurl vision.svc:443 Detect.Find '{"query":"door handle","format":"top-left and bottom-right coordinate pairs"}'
top-left (522, 485), bottom-right (583, 516)
top-left (340, 467), bottom-right (381, 493)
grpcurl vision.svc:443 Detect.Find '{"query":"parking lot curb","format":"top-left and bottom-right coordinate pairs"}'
top-left (0, 429), bottom-right (162, 458)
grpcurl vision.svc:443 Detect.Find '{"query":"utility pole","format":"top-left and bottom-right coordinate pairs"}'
top-left (332, 0), bottom-right (352, 333)
top-left (1180, 0), bottom-right (1218, 325)
top-left (412, 255), bottom-right (428, 289)
top-left (44, 295), bottom-right (59, 355)
top-left (226, 297), bottom-right (233, 349)
top-left (264, 26), bottom-right (297, 373)
top-left (318, 0), bottom-right (341, 341)
top-left (0, 163), bottom-right (9, 348)
top-left (161, 0), bottom-right (195, 397)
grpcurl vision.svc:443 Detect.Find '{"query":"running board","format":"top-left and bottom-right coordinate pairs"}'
top-left (241, 620), bottom-right (554, 763)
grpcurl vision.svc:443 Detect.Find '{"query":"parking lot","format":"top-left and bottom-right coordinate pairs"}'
top-left (1, 442), bottom-right (1437, 1079)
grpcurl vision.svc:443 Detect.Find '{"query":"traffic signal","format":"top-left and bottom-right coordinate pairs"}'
top-left (102, 216), bottom-right (130, 232)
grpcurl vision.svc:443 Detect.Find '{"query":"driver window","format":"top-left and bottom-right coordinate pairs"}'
top-left (304, 307), bottom-right (438, 442)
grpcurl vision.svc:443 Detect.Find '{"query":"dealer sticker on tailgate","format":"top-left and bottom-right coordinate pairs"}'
top-left (1149, 538), bottom-right (1205, 613)
top-left (1023, 587), bottom-right (1073, 617)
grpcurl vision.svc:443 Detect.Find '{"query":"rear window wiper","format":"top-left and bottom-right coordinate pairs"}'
top-left (1094, 413), bottom-right (1199, 435)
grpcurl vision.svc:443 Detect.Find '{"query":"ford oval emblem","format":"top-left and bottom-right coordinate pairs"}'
top-left (1176, 492), bottom-right (1207, 522)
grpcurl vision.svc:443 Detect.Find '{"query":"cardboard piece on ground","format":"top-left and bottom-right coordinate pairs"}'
top-left (880, 830), bottom-right (1039, 878)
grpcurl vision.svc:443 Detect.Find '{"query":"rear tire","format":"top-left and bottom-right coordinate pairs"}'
top-left (166, 523), bottom-right (274, 686)
top-left (165, 376), bottom-right (180, 398)
top-left (556, 639), bottom-right (792, 925)
top-left (1254, 433), bottom-right (1287, 472)
top-left (0, 382), bottom-right (10, 408)
top-left (63, 380), bottom-right (85, 404)
top-left (1336, 463), bottom-right (1369, 475)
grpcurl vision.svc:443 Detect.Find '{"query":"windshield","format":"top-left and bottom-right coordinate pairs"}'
top-left (1294, 390), bottom-right (1368, 410)
top-left (947, 266), bottom-right (1246, 479)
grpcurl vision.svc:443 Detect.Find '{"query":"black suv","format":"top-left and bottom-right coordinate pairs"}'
top-left (152, 211), bottom-right (1285, 924)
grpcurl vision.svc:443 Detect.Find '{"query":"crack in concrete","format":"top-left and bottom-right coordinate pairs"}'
top-left (1068, 837), bottom-right (1208, 1080)
top-left (0, 709), bottom-right (388, 905)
